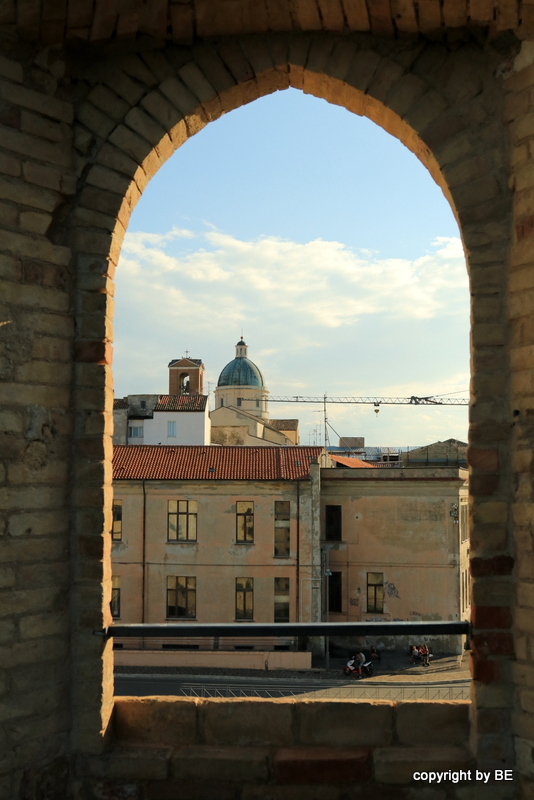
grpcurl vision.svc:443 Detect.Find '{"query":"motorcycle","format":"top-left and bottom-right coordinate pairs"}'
top-left (343, 658), bottom-right (374, 678)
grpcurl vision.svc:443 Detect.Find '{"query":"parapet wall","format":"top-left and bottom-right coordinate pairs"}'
top-left (114, 649), bottom-right (312, 670)
top-left (71, 697), bottom-right (516, 799)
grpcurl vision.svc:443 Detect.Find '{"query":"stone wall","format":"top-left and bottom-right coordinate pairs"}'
top-left (0, 12), bottom-right (533, 799)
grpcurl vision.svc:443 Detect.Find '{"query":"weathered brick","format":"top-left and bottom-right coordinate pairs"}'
top-left (171, 745), bottom-right (269, 783)
top-left (202, 698), bottom-right (294, 747)
top-left (374, 746), bottom-right (471, 784)
top-left (0, 79), bottom-right (73, 123)
top-left (274, 746), bottom-right (371, 784)
top-left (297, 700), bottom-right (393, 747)
top-left (114, 698), bottom-right (198, 747)
top-left (395, 702), bottom-right (470, 747)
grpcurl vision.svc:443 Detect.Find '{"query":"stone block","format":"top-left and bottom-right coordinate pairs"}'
top-left (171, 745), bottom-right (269, 782)
top-left (395, 702), bottom-right (469, 747)
top-left (0, 79), bottom-right (73, 123)
top-left (273, 746), bottom-right (371, 784)
top-left (109, 124), bottom-right (152, 164)
top-left (81, 747), bottom-right (170, 781)
top-left (0, 54), bottom-right (23, 83)
top-left (201, 698), bottom-right (294, 747)
top-left (0, 125), bottom-right (71, 167)
top-left (373, 746), bottom-right (471, 784)
top-left (114, 698), bottom-right (198, 747)
top-left (144, 780), bottom-right (238, 800)
top-left (241, 785), bottom-right (339, 800)
top-left (87, 85), bottom-right (130, 121)
top-left (297, 699), bottom-right (393, 747)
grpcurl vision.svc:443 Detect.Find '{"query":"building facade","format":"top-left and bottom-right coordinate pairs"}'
top-left (111, 445), bottom-right (326, 647)
top-left (320, 466), bottom-right (469, 652)
top-left (112, 446), bottom-right (469, 656)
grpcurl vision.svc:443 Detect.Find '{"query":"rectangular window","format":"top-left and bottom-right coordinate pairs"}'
top-left (167, 576), bottom-right (196, 618)
top-left (237, 397), bottom-right (242, 407)
top-left (128, 425), bottom-right (143, 438)
top-left (112, 499), bottom-right (122, 541)
top-left (325, 505), bottom-right (342, 541)
top-left (167, 420), bottom-right (177, 438)
top-left (274, 500), bottom-right (290, 557)
top-left (328, 571), bottom-right (342, 613)
top-left (111, 576), bottom-right (120, 618)
top-left (460, 503), bottom-right (468, 543)
top-left (236, 501), bottom-right (254, 543)
top-left (367, 572), bottom-right (384, 613)
top-left (167, 500), bottom-right (197, 541)
top-left (274, 577), bottom-right (290, 622)
top-left (236, 577), bottom-right (254, 620)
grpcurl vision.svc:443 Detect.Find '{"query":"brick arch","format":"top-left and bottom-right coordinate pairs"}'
top-left (68, 34), bottom-right (513, 770)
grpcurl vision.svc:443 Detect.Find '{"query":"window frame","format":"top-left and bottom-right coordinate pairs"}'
top-left (328, 571), bottom-right (343, 613)
top-left (111, 576), bottom-right (121, 618)
top-left (166, 575), bottom-right (196, 619)
top-left (167, 499), bottom-right (198, 542)
top-left (235, 577), bottom-right (254, 620)
top-left (274, 576), bottom-right (290, 622)
top-left (274, 500), bottom-right (290, 557)
top-left (236, 501), bottom-right (254, 544)
top-left (112, 499), bottom-right (122, 542)
top-left (167, 420), bottom-right (177, 438)
top-left (367, 572), bottom-right (384, 614)
top-left (325, 504), bottom-right (342, 542)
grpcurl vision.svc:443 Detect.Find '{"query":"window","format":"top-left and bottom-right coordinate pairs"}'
top-left (180, 373), bottom-right (190, 394)
top-left (236, 577), bottom-right (254, 620)
top-left (460, 503), bottom-right (468, 543)
top-left (367, 572), bottom-right (384, 613)
top-left (274, 501), bottom-right (290, 557)
top-left (256, 399), bottom-right (260, 408)
top-left (140, 400), bottom-right (146, 410)
top-left (168, 500), bottom-right (197, 541)
top-left (274, 577), bottom-right (290, 622)
top-left (237, 397), bottom-right (242, 407)
top-left (236, 501), bottom-right (254, 543)
top-left (325, 505), bottom-right (342, 541)
top-left (111, 576), bottom-right (120, 618)
top-left (128, 425), bottom-right (143, 438)
top-left (167, 420), bottom-right (177, 438)
top-left (328, 571), bottom-right (342, 613)
top-left (112, 500), bottom-right (122, 541)
top-left (220, 398), bottom-right (224, 407)
top-left (167, 576), bottom-right (196, 618)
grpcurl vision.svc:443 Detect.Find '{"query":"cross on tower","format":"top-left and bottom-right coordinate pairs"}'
top-left (184, 349), bottom-right (189, 358)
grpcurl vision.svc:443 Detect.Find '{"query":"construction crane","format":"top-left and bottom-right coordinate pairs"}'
top-left (258, 395), bottom-right (469, 406)
top-left (237, 394), bottom-right (469, 449)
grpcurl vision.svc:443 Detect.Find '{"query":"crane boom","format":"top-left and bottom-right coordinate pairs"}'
top-left (241, 395), bottom-right (469, 406)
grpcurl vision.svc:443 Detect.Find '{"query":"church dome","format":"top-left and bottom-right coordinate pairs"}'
top-left (217, 357), bottom-right (264, 387)
top-left (217, 339), bottom-right (265, 387)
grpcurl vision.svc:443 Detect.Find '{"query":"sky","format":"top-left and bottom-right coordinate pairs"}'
top-left (114, 88), bottom-right (470, 447)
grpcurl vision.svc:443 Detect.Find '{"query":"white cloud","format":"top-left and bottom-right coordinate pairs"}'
top-left (114, 226), bottom-right (469, 445)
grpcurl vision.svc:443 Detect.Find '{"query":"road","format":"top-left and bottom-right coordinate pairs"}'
top-left (114, 673), bottom-right (470, 701)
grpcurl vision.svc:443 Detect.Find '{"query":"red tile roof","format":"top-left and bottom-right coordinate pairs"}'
top-left (113, 398), bottom-right (128, 410)
top-left (113, 445), bottom-right (324, 481)
top-left (329, 455), bottom-right (376, 468)
top-left (155, 395), bottom-right (207, 412)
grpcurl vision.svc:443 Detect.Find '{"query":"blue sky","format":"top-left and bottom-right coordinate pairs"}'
top-left (114, 88), bottom-right (469, 447)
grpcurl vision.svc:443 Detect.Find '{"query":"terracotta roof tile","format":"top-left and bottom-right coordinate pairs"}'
top-left (330, 455), bottom-right (376, 468)
top-left (113, 398), bottom-right (128, 409)
top-left (113, 445), bottom-right (324, 481)
top-left (155, 395), bottom-right (207, 412)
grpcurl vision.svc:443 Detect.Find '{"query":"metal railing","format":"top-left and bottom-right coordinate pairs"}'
top-left (100, 621), bottom-right (470, 638)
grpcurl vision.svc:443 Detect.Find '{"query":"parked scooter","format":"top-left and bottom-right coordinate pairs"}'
top-left (343, 656), bottom-right (374, 678)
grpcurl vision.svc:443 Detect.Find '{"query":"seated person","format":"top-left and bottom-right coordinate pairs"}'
top-left (410, 645), bottom-right (421, 663)
top-left (370, 645), bottom-right (381, 663)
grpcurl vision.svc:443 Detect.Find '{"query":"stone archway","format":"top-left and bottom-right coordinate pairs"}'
top-left (66, 30), bottom-right (512, 761)
top-left (2, 18), bottom-right (534, 797)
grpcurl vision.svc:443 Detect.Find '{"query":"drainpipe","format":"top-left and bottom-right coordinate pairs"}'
top-left (296, 481), bottom-right (300, 622)
top-left (142, 480), bottom-right (147, 644)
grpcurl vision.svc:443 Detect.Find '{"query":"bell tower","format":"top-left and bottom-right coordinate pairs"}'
top-left (168, 355), bottom-right (205, 395)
